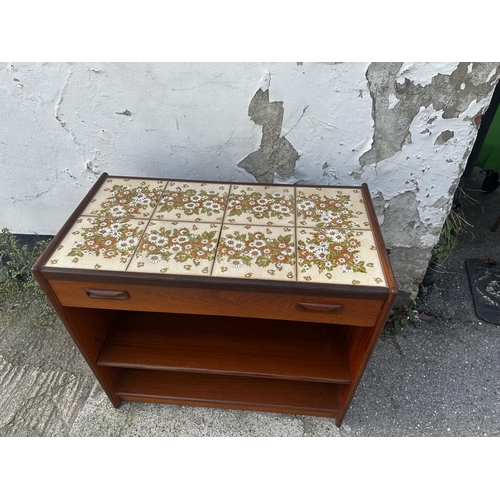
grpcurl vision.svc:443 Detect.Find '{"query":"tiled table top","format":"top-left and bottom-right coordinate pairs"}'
top-left (46, 177), bottom-right (387, 287)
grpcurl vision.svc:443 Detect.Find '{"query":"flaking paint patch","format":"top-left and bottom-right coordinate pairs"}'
top-left (487, 68), bottom-right (497, 82)
top-left (238, 88), bottom-right (300, 183)
top-left (359, 62), bottom-right (414, 167)
top-left (434, 130), bottom-right (454, 145)
top-left (396, 62), bottom-right (460, 86)
top-left (388, 93), bottom-right (399, 109)
top-left (361, 85), bottom-right (496, 242)
top-left (360, 62), bottom-right (499, 169)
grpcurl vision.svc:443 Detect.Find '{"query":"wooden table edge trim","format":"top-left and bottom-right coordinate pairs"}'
top-left (361, 183), bottom-right (398, 291)
top-left (38, 266), bottom-right (391, 300)
top-left (31, 172), bottom-right (110, 273)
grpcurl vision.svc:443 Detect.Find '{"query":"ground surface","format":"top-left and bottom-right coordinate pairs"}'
top-left (1, 168), bottom-right (499, 437)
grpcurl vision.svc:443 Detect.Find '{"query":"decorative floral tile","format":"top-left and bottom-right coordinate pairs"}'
top-left (296, 227), bottom-right (386, 286)
top-left (45, 177), bottom-right (388, 287)
top-left (212, 225), bottom-right (296, 281)
top-left (224, 185), bottom-right (295, 226)
top-left (46, 217), bottom-right (147, 271)
top-left (296, 187), bottom-right (370, 229)
top-left (82, 177), bottom-right (167, 219)
top-left (128, 220), bottom-right (221, 276)
top-left (152, 181), bottom-right (229, 222)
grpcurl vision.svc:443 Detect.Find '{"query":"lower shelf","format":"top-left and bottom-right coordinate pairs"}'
top-left (97, 311), bottom-right (352, 383)
top-left (115, 369), bottom-right (341, 417)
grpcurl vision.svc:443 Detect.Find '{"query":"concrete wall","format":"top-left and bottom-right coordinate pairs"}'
top-left (1, 62), bottom-right (499, 302)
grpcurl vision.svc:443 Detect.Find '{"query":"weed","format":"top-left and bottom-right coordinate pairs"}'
top-left (381, 306), bottom-right (420, 337)
top-left (0, 228), bottom-right (55, 328)
top-left (431, 209), bottom-right (472, 264)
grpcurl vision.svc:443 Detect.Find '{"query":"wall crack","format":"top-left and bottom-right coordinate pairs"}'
top-left (54, 67), bottom-right (82, 149)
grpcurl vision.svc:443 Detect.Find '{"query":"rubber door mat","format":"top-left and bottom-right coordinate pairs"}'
top-left (465, 259), bottom-right (500, 325)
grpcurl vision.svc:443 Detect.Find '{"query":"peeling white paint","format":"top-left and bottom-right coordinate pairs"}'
top-left (396, 62), bottom-right (459, 86)
top-left (487, 68), bottom-right (497, 82)
top-left (259, 71), bottom-right (271, 92)
top-left (359, 97), bottom-right (486, 232)
top-left (0, 62), bottom-right (263, 233)
top-left (419, 218), bottom-right (447, 246)
top-left (388, 93), bottom-right (399, 110)
top-left (267, 62), bottom-right (372, 185)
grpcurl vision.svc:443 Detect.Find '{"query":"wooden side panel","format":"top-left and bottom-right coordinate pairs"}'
top-left (336, 287), bottom-right (398, 425)
top-left (32, 265), bottom-right (121, 406)
top-left (61, 306), bottom-right (121, 402)
top-left (31, 172), bottom-right (109, 270)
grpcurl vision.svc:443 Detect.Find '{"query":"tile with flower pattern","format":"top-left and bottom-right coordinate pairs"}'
top-left (82, 177), bottom-right (167, 219)
top-left (129, 220), bottom-right (221, 276)
top-left (44, 175), bottom-right (389, 288)
top-left (152, 181), bottom-right (229, 222)
top-left (46, 217), bottom-right (147, 271)
top-left (224, 185), bottom-right (295, 226)
top-left (296, 187), bottom-right (370, 229)
top-left (213, 225), bottom-right (296, 281)
top-left (296, 227), bottom-right (386, 286)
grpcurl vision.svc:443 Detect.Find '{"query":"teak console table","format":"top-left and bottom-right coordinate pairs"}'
top-left (33, 173), bottom-right (397, 426)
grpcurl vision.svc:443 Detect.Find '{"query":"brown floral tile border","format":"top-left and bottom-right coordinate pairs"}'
top-left (296, 187), bottom-right (370, 229)
top-left (81, 178), bottom-right (167, 219)
top-left (152, 181), bottom-right (229, 222)
top-left (224, 184), bottom-right (295, 226)
top-left (296, 227), bottom-right (386, 286)
top-left (46, 217), bottom-right (147, 271)
top-left (212, 224), bottom-right (296, 281)
top-left (128, 220), bottom-right (221, 276)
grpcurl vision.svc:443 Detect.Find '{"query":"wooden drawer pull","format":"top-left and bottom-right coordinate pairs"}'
top-left (296, 302), bottom-right (343, 314)
top-left (85, 289), bottom-right (130, 300)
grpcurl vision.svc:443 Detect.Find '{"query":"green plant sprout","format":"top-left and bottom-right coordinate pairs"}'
top-left (0, 228), bottom-right (55, 327)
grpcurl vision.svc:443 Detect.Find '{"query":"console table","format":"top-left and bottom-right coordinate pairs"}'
top-left (33, 173), bottom-right (397, 426)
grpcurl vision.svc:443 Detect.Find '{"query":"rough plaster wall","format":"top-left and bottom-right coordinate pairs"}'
top-left (1, 62), bottom-right (498, 303)
top-left (357, 62), bottom-right (500, 301)
top-left (0, 62), bottom-right (265, 234)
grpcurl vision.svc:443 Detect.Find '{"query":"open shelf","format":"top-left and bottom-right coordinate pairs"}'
top-left (97, 311), bottom-right (352, 383)
top-left (115, 369), bottom-right (341, 416)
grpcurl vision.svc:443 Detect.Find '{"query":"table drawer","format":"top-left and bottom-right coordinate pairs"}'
top-left (48, 279), bottom-right (383, 327)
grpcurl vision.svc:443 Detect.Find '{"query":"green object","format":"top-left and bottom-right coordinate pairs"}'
top-left (476, 104), bottom-right (500, 171)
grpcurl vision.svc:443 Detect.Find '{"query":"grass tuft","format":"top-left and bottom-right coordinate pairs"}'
top-left (381, 306), bottom-right (420, 337)
top-left (431, 209), bottom-right (472, 264)
top-left (0, 228), bottom-right (55, 328)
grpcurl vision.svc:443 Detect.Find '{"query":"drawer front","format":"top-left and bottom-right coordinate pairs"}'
top-left (48, 279), bottom-right (383, 327)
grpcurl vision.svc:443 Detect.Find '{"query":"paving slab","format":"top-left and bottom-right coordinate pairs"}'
top-left (0, 353), bottom-right (96, 437)
top-left (69, 385), bottom-right (328, 437)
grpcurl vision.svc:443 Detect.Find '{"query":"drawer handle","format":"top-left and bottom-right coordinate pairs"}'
top-left (296, 302), bottom-right (343, 314)
top-left (85, 289), bottom-right (130, 300)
